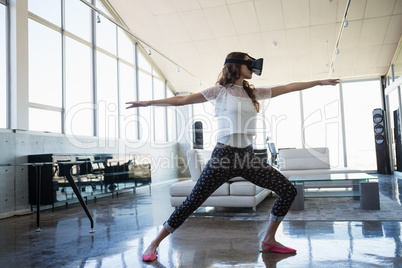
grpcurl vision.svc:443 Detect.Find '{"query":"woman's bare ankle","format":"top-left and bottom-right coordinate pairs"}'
top-left (263, 237), bottom-right (276, 244)
top-left (144, 243), bottom-right (158, 255)
top-left (263, 238), bottom-right (287, 248)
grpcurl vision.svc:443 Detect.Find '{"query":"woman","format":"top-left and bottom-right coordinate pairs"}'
top-left (126, 52), bottom-right (339, 261)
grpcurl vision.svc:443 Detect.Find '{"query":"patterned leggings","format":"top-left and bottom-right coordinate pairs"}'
top-left (163, 143), bottom-right (297, 233)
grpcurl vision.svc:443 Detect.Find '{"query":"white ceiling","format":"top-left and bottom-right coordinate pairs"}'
top-left (106, 0), bottom-right (402, 94)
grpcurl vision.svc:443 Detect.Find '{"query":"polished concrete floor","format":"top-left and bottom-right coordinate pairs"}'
top-left (0, 173), bottom-right (402, 268)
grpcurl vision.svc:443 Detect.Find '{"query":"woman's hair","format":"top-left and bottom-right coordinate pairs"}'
top-left (216, 52), bottom-right (260, 112)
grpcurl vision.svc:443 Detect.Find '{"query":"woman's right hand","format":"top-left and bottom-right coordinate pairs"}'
top-left (125, 101), bottom-right (149, 109)
top-left (126, 93), bottom-right (207, 109)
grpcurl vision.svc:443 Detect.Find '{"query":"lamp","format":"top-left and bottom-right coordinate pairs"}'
top-left (343, 18), bottom-right (349, 28)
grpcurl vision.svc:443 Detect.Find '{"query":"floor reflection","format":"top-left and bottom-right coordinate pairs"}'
top-left (0, 174), bottom-right (401, 267)
top-left (261, 252), bottom-right (297, 268)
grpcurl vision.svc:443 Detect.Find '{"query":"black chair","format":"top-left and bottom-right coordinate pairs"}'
top-left (253, 148), bottom-right (268, 163)
top-left (267, 142), bottom-right (278, 166)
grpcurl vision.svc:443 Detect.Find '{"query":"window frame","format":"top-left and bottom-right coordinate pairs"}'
top-left (0, 0), bottom-right (9, 128)
top-left (23, 0), bottom-right (177, 143)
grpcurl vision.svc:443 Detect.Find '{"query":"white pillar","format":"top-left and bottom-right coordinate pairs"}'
top-left (9, 0), bottom-right (29, 130)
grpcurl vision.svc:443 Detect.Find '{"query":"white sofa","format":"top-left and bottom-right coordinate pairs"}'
top-left (169, 149), bottom-right (272, 211)
top-left (277, 147), bottom-right (375, 177)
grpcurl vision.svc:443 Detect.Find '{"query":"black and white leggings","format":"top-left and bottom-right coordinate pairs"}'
top-left (163, 143), bottom-right (297, 233)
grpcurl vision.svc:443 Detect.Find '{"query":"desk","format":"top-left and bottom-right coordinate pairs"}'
top-left (57, 161), bottom-right (96, 233)
top-left (0, 161), bottom-right (94, 233)
top-left (28, 153), bottom-right (151, 204)
top-left (288, 173), bottom-right (379, 210)
top-left (2, 154), bottom-right (151, 232)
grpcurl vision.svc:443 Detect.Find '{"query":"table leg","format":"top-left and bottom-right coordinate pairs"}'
top-left (352, 180), bottom-right (360, 200)
top-left (35, 164), bottom-right (42, 232)
top-left (63, 164), bottom-right (95, 233)
top-left (290, 183), bottom-right (305, 211)
top-left (360, 182), bottom-right (380, 210)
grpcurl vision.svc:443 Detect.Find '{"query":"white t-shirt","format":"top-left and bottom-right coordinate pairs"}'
top-left (200, 84), bottom-right (272, 148)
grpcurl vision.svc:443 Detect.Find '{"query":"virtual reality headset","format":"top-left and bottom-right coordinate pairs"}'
top-left (224, 55), bottom-right (264, 76)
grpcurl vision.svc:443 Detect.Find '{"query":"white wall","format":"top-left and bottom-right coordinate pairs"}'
top-left (0, 128), bottom-right (189, 217)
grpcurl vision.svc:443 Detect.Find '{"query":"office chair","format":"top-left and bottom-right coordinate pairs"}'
top-left (267, 142), bottom-right (278, 166)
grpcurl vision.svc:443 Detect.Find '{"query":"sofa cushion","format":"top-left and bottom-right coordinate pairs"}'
top-left (187, 149), bottom-right (212, 181)
top-left (230, 181), bottom-right (265, 196)
top-left (169, 180), bottom-right (230, 196)
top-left (279, 147), bottom-right (330, 170)
top-left (228, 176), bottom-right (246, 182)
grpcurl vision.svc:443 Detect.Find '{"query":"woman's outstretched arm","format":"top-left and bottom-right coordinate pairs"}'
top-left (126, 92), bottom-right (207, 109)
top-left (271, 79), bottom-right (340, 98)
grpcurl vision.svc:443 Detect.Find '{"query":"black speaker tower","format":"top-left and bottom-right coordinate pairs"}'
top-left (193, 121), bottom-right (203, 149)
top-left (372, 108), bottom-right (392, 174)
top-left (394, 109), bottom-right (402, 171)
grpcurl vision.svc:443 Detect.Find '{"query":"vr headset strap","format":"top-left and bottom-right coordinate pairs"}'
top-left (224, 59), bottom-right (249, 65)
top-left (224, 56), bottom-right (263, 76)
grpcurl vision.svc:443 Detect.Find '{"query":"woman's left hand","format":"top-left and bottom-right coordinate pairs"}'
top-left (321, 79), bottom-right (340, 86)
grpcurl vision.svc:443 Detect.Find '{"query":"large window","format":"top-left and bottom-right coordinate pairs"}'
top-left (166, 88), bottom-right (177, 142)
top-left (119, 61), bottom-right (137, 141)
top-left (138, 51), bottom-right (152, 74)
top-left (265, 81), bottom-right (380, 170)
top-left (97, 51), bottom-right (118, 139)
top-left (265, 92), bottom-right (302, 149)
top-left (22, 0), bottom-right (177, 145)
top-left (28, 0), bottom-right (61, 27)
top-left (387, 81), bottom-right (401, 170)
top-left (65, 37), bottom-right (93, 137)
top-left (28, 19), bottom-right (62, 132)
top-left (342, 80), bottom-right (382, 169)
top-left (138, 71), bottom-right (153, 141)
top-left (65, 0), bottom-right (91, 42)
top-left (28, 20), bottom-right (62, 107)
top-left (96, 13), bottom-right (116, 54)
top-left (0, 3), bottom-right (7, 128)
top-left (153, 78), bottom-right (167, 142)
top-left (302, 84), bottom-right (343, 167)
top-left (118, 28), bottom-right (135, 64)
top-left (29, 108), bottom-right (61, 133)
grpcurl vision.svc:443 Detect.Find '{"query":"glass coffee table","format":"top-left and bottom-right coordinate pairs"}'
top-left (288, 173), bottom-right (379, 210)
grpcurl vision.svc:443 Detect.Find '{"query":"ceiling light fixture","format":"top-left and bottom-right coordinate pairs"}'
top-left (147, 48), bottom-right (152, 55)
top-left (343, 18), bottom-right (349, 28)
top-left (329, 0), bottom-right (351, 75)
